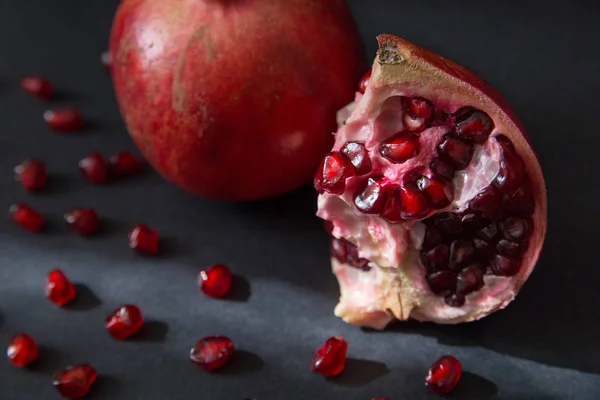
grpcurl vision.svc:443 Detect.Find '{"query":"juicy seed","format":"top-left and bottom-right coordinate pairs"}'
top-left (497, 239), bottom-right (528, 257)
top-left (341, 141), bottom-right (372, 175)
top-left (129, 224), bottom-right (160, 255)
top-left (358, 70), bottom-right (372, 94)
top-left (430, 158), bottom-right (455, 181)
top-left (7, 333), bottom-right (39, 368)
top-left (461, 213), bottom-right (486, 229)
top-left (44, 108), bottom-right (84, 132)
top-left (501, 217), bottom-right (531, 241)
top-left (79, 152), bottom-right (108, 184)
top-left (477, 221), bottom-right (499, 241)
top-left (489, 254), bottom-right (521, 276)
top-left (46, 269), bottom-right (77, 306)
top-left (310, 336), bottom-right (348, 377)
top-left (425, 355), bottom-right (462, 394)
top-left (422, 226), bottom-right (443, 251)
top-left (380, 193), bottom-right (404, 223)
top-left (434, 212), bottom-right (462, 235)
top-left (15, 158), bottom-right (47, 191)
top-left (190, 336), bottom-right (235, 371)
top-left (449, 239), bottom-right (476, 270)
top-left (379, 132), bottom-right (420, 164)
top-left (454, 107), bottom-right (494, 144)
top-left (314, 152), bottom-right (356, 194)
top-left (416, 176), bottom-right (453, 209)
top-left (502, 181), bottom-right (534, 216)
top-left (64, 208), bottom-right (100, 236)
top-left (52, 364), bottom-right (97, 399)
top-left (445, 293), bottom-right (465, 307)
top-left (105, 305), bottom-right (144, 340)
top-left (21, 77), bottom-right (53, 99)
top-left (469, 186), bottom-right (502, 217)
top-left (199, 264), bottom-right (232, 298)
top-left (473, 238), bottom-right (493, 258)
top-left (404, 114), bottom-right (427, 132)
top-left (456, 266), bottom-right (484, 295)
top-left (426, 271), bottom-right (457, 295)
top-left (398, 186), bottom-right (430, 219)
top-left (421, 244), bottom-right (449, 272)
top-left (438, 134), bottom-right (474, 170)
top-left (354, 176), bottom-right (388, 214)
top-left (494, 135), bottom-right (525, 193)
top-left (9, 203), bottom-right (45, 232)
top-left (345, 240), bottom-right (371, 271)
top-left (403, 96), bottom-right (433, 119)
top-left (330, 237), bottom-right (349, 262)
top-left (109, 151), bottom-right (145, 177)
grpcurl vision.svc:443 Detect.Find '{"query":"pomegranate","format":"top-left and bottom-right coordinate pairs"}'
top-left (316, 35), bottom-right (547, 329)
top-left (109, 0), bottom-right (365, 201)
top-left (310, 336), bottom-right (348, 377)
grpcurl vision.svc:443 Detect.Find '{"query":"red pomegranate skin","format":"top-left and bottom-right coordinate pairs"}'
top-left (109, 0), bottom-right (366, 201)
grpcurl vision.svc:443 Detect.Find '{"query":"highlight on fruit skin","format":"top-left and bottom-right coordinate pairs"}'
top-left (315, 34), bottom-right (547, 329)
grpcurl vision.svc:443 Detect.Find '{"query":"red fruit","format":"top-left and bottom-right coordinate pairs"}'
top-left (7, 333), bottom-right (39, 368)
top-left (358, 70), bottom-right (372, 94)
top-left (9, 203), bottom-right (45, 232)
top-left (314, 152), bottom-right (356, 194)
top-left (199, 264), bottom-right (232, 298)
top-left (14, 158), bottom-right (47, 191)
top-left (21, 77), bottom-right (53, 99)
top-left (129, 224), bottom-right (160, 255)
top-left (105, 305), bottom-right (144, 340)
top-left (425, 355), bottom-right (462, 394)
top-left (46, 269), bottom-right (77, 306)
top-left (52, 364), bottom-right (97, 399)
top-left (109, 0), bottom-right (365, 201)
top-left (79, 152), bottom-right (108, 184)
top-left (44, 108), bottom-right (84, 132)
top-left (310, 336), bottom-right (348, 377)
top-left (190, 336), bottom-right (235, 371)
top-left (64, 208), bottom-right (100, 236)
top-left (316, 34), bottom-right (547, 329)
top-left (110, 151), bottom-right (144, 177)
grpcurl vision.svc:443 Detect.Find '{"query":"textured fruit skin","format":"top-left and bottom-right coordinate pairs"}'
top-left (109, 0), bottom-right (365, 201)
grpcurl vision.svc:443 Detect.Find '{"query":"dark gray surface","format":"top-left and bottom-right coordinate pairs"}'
top-left (0, 1), bottom-right (599, 399)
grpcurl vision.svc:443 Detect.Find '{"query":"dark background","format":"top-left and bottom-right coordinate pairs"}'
top-left (0, 0), bottom-right (599, 399)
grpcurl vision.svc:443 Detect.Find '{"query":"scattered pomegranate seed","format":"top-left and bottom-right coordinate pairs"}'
top-left (105, 305), bottom-right (144, 340)
top-left (21, 77), bottom-right (53, 99)
top-left (129, 224), bottom-right (160, 255)
top-left (9, 203), bottom-right (45, 232)
top-left (44, 108), bottom-right (84, 132)
top-left (109, 151), bottom-right (144, 177)
top-left (314, 152), bottom-right (357, 194)
top-left (379, 132), bottom-right (420, 164)
top-left (190, 336), bottom-right (235, 371)
top-left (78, 152), bottom-right (108, 184)
top-left (64, 208), bottom-right (100, 236)
top-left (52, 364), bottom-right (97, 399)
top-left (7, 333), bottom-right (39, 368)
top-left (46, 269), bottom-right (77, 306)
top-left (425, 355), bottom-right (462, 394)
top-left (199, 264), bottom-right (232, 298)
top-left (310, 336), bottom-right (348, 377)
top-left (358, 70), bottom-right (372, 94)
top-left (14, 158), bottom-right (47, 191)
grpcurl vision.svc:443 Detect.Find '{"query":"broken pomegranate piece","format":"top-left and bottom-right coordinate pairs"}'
top-left (190, 336), bottom-right (235, 371)
top-left (7, 333), bottom-right (39, 368)
top-left (316, 34), bottom-right (547, 328)
top-left (64, 208), bottom-right (100, 236)
top-left (15, 158), bottom-right (47, 191)
top-left (44, 107), bottom-right (84, 132)
top-left (9, 203), bottom-right (45, 232)
top-left (21, 77), bottom-right (53, 99)
top-left (52, 364), bottom-right (97, 399)
top-left (311, 336), bottom-right (348, 377)
top-left (129, 224), bottom-right (160, 255)
top-left (199, 264), bottom-right (232, 298)
top-left (105, 305), bottom-right (144, 340)
top-left (46, 269), bottom-right (77, 306)
top-left (425, 355), bottom-right (462, 394)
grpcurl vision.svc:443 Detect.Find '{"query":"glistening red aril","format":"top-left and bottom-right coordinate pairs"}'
top-left (190, 336), bottom-right (235, 371)
top-left (79, 152), bottom-right (108, 184)
top-left (310, 336), bottom-right (348, 377)
top-left (46, 269), bottom-right (77, 306)
top-left (52, 364), bottom-right (97, 399)
top-left (44, 108), bottom-right (84, 132)
top-left (105, 305), bottom-right (144, 340)
top-left (425, 355), bottom-right (462, 394)
top-left (14, 158), bottom-right (47, 191)
top-left (358, 70), bottom-right (372, 94)
top-left (315, 34), bottom-right (546, 329)
top-left (64, 208), bottom-right (100, 236)
top-left (129, 224), bottom-right (160, 255)
top-left (199, 264), bottom-right (232, 298)
top-left (9, 203), bottom-right (45, 232)
top-left (7, 333), bottom-right (39, 368)
top-left (314, 152), bottom-right (356, 194)
top-left (21, 77), bottom-right (53, 99)
top-left (109, 151), bottom-right (144, 177)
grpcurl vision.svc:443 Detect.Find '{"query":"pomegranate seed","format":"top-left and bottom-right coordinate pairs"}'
top-left (9, 203), bottom-right (45, 232)
top-left (501, 217), bottom-right (531, 241)
top-left (454, 107), bottom-right (494, 144)
top-left (461, 213), bottom-right (486, 229)
top-left (7, 333), bottom-right (39, 368)
top-left (323, 220), bottom-right (334, 234)
top-left (469, 186), bottom-right (501, 217)
top-left (105, 304), bottom-right (144, 340)
top-left (445, 293), bottom-right (465, 307)
top-left (456, 265), bottom-right (484, 295)
top-left (358, 70), bottom-right (371, 94)
top-left (502, 181), bottom-right (534, 216)
top-left (190, 336), bottom-right (235, 371)
top-left (496, 239), bottom-right (528, 257)
top-left (354, 176), bottom-right (388, 214)
top-left (314, 152), bottom-right (356, 194)
top-left (310, 336), bottom-right (348, 377)
top-left (422, 226), bottom-right (443, 251)
top-left (489, 254), bottom-right (520, 276)
top-left (44, 108), bottom-right (84, 132)
top-left (494, 135), bottom-right (525, 193)
top-left (425, 355), bottom-right (462, 394)
top-left (430, 158), bottom-right (455, 181)
top-left (46, 269), bottom-right (77, 306)
top-left (199, 264), bottom-right (232, 298)
top-left (477, 221), bottom-right (499, 241)
top-left (449, 239), bottom-right (476, 270)
top-left (109, 151), bottom-right (144, 177)
top-left (52, 364), bottom-right (97, 399)
top-left (416, 176), bottom-right (452, 209)
top-left (380, 192), bottom-right (403, 223)
top-left (14, 158), bottom-right (47, 191)
top-left (398, 186), bottom-right (430, 219)
top-left (438, 134), bottom-right (474, 170)
top-left (427, 271), bottom-right (457, 295)
top-left (421, 244), bottom-right (449, 272)
top-left (341, 141), bottom-right (372, 175)
top-left (433, 212), bottom-right (462, 235)
top-left (344, 240), bottom-right (371, 271)
top-left (129, 224), bottom-right (160, 255)
top-left (379, 132), bottom-right (420, 164)
top-left (64, 208), bottom-right (99, 236)
top-left (79, 152), bottom-right (108, 184)
top-left (21, 77), bottom-right (53, 99)
top-left (330, 238), bottom-right (349, 262)
top-left (403, 96), bottom-right (433, 119)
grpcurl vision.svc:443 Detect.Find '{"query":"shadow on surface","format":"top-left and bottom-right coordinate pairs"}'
top-left (448, 372), bottom-right (498, 399)
top-left (87, 375), bottom-right (124, 399)
top-left (134, 320), bottom-right (169, 343)
top-left (63, 284), bottom-right (102, 312)
top-left (223, 275), bottom-right (251, 302)
top-left (330, 358), bottom-right (390, 387)
top-left (218, 350), bottom-right (264, 376)
top-left (42, 173), bottom-right (79, 196)
top-left (31, 346), bottom-right (73, 374)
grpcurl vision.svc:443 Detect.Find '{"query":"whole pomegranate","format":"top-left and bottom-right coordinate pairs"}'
top-left (109, 0), bottom-right (365, 201)
top-left (315, 35), bottom-right (547, 329)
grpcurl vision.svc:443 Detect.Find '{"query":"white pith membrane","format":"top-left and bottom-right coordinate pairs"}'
top-left (318, 86), bottom-right (534, 330)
